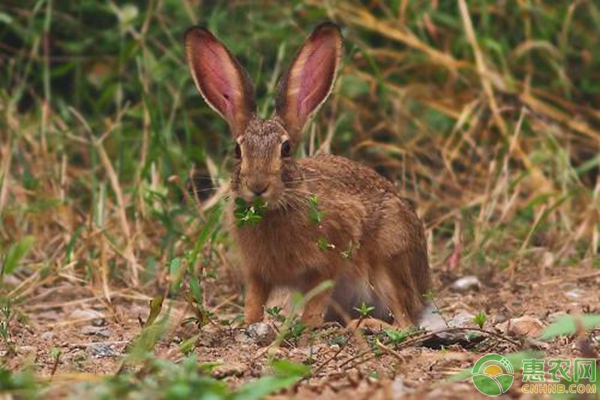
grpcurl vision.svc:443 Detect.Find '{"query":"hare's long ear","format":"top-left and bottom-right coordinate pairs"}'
top-left (275, 22), bottom-right (343, 143)
top-left (185, 27), bottom-right (256, 138)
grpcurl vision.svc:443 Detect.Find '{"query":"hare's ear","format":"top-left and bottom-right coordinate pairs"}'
top-left (275, 22), bottom-right (343, 142)
top-left (185, 27), bottom-right (256, 137)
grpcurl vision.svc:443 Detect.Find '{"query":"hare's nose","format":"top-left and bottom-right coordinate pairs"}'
top-left (249, 183), bottom-right (269, 197)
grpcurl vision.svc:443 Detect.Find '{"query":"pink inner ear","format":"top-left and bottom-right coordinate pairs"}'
top-left (194, 40), bottom-right (236, 120)
top-left (297, 38), bottom-right (337, 120)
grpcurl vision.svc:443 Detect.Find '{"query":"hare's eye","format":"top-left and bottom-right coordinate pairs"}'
top-left (281, 140), bottom-right (292, 158)
top-left (234, 143), bottom-right (242, 159)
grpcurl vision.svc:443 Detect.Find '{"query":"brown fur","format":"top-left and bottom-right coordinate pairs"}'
top-left (185, 22), bottom-right (430, 327)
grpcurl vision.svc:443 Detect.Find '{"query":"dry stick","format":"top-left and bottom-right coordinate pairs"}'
top-left (300, 345), bottom-right (345, 383)
top-left (95, 139), bottom-right (139, 286)
top-left (458, 0), bottom-right (551, 193)
top-left (375, 339), bottom-right (406, 364)
top-left (331, 1), bottom-right (599, 170)
top-left (132, 1), bottom-right (157, 218)
top-left (458, 0), bottom-right (507, 137)
top-left (69, 107), bottom-right (140, 287)
top-left (338, 326), bottom-right (521, 371)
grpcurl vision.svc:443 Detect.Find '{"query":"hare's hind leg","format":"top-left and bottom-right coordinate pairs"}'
top-left (371, 197), bottom-right (430, 327)
top-left (382, 246), bottom-right (430, 327)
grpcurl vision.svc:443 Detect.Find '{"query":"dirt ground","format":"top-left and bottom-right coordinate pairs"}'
top-left (4, 261), bottom-right (599, 399)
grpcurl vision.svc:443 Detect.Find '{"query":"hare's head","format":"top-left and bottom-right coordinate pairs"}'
top-left (185, 23), bottom-right (343, 204)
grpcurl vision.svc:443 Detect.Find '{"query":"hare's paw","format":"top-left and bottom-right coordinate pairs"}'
top-left (244, 306), bottom-right (264, 325)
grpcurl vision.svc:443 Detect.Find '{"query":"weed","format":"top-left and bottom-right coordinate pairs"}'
top-left (267, 306), bottom-right (286, 323)
top-left (307, 194), bottom-right (325, 225)
top-left (234, 197), bottom-right (268, 228)
top-left (354, 302), bottom-right (375, 319)
top-left (473, 311), bottom-right (488, 329)
top-left (0, 299), bottom-right (14, 355)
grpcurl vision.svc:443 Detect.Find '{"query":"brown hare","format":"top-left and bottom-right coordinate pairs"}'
top-left (185, 22), bottom-right (430, 328)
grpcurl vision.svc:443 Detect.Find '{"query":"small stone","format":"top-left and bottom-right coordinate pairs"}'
top-left (419, 304), bottom-right (448, 332)
top-left (69, 309), bottom-right (105, 322)
top-left (447, 310), bottom-right (475, 328)
top-left (502, 316), bottom-right (545, 337)
top-left (565, 288), bottom-right (585, 301)
top-left (81, 326), bottom-right (110, 338)
top-left (211, 361), bottom-right (247, 378)
top-left (38, 310), bottom-right (61, 322)
top-left (86, 343), bottom-right (117, 358)
top-left (450, 276), bottom-right (481, 293)
top-left (234, 322), bottom-right (275, 346)
top-left (92, 318), bottom-right (107, 327)
top-left (17, 346), bottom-right (37, 355)
top-left (41, 331), bottom-right (54, 341)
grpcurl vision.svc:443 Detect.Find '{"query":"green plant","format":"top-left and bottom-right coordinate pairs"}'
top-left (0, 299), bottom-right (14, 355)
top-left (267, 306), bottom-right (285, 322)
top-left (354, 302), bottom-right (375, 319)
top-left (0, 367), bottom-right (40, 400)
top-left (78, 356), bottom-right (308, 400)
top-left (540, 314), bottom-right (600, 340)
top-left (473, 311), bottom-right (487, 329)
top-left (234, 197), bottom-right (268, 228)
top-left (307, 195), bottom-right (325, 225)
top-left (0, 236), bottom-right (35, 286)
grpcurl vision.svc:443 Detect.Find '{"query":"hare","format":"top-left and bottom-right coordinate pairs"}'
top-left (185, 22), bottom-right (430, 328)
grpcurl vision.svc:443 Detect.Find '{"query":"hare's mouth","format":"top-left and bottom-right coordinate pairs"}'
top-left (237, 186), bottom-right (276, 205)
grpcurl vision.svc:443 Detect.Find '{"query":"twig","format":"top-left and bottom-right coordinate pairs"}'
top-left (301, 345), bottom-right (345, 383)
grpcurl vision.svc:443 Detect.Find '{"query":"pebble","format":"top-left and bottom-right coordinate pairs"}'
top-left (41, 331), bottom-right (54, 341)
top-left (86, 343), bottom-right (117, 358)
top-left (450, 276), bottom-right (482, 293)
top-left (419, 304), bottom-right (448, 332)
top-left (234, 322), bottom-right (275, 346)
top-left (17, 346), bottom-right (37, 355)
top-left (81, 326), bottom-right (111, 338)
top-left (499, 315), bottom-right (545, 337)
top-left (447, 310), bottom-right (475, 328)
top-left (211, 361), bottom-right (247, 378)
top-left (69, 309), bottom-right (105, 321)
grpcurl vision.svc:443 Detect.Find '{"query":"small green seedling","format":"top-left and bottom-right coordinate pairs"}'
top-left (473, 311), bottom-right (487, 329)
top-left (234, 197), bottom-right (268, 227)
top-left (354, 302), bottom-right (375, 319)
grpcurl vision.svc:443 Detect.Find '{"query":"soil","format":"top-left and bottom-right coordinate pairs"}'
top-left (3, 262), bottom-right (599, 399)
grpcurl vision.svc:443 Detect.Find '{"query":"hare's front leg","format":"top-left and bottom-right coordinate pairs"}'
top-left (300, 275), bottom-right (334, 327)
top-left (244, 274), bottom-right (271, 324)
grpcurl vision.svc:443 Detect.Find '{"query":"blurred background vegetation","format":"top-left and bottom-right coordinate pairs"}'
top-left (0, 0), bottom-right (599, 298)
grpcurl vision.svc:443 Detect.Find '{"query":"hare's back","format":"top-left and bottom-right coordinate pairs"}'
top-left (299, 153), bottom-right (401, 201)
top-left (298, 154), bottom-right (424, 255)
